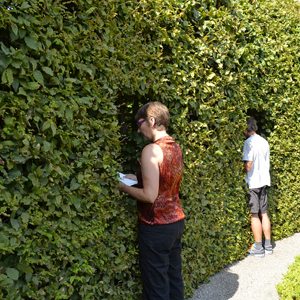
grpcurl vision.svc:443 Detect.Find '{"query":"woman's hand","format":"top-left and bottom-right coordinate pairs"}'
top-left (124, 174), bottom-right (137, 181)
top-left (118, 181), bottom-right (127, 193)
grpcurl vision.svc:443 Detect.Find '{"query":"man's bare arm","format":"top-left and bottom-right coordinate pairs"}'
top-left (243, 161), bottom-right (252, 173)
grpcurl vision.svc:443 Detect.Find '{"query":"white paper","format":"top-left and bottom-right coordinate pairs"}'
top-left (117, 172), bottom-right (138, 186)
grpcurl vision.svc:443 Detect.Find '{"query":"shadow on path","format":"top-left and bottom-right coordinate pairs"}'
top-left (187, 270), bottom-right (239, 300)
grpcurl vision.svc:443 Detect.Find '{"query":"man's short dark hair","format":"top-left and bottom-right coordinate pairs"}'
top-left (246, 117), bottom-right (258, 132)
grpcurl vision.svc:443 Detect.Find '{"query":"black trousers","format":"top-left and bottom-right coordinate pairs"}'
top-left (138, 219), bottom-right (185, 300)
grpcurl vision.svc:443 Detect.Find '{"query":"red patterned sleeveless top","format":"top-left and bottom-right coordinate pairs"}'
top-left (137, 135), bottom-right (185, 225)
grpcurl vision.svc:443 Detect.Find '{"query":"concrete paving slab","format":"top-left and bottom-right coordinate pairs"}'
top-left (187, 232), bottom-right (300, 300)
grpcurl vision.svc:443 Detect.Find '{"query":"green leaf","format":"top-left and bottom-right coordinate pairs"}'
top-left (30, 58), bottom-right (37, 71)
top-left (4, 116), bottom-right (14, 125)
top-left (42, 16), bottom-right (52, 25)
top-left (42, 66), bottom-right (54, 76)
top-left (70, 178), bottom-right (80, 190)
top-left (11, 23), bottom-right (18, 36)
top-left (17, 262), bottom-right (33, 274)
top-left (215, 150), bottom-right (223, 156)
top-left (86, 7), bottom-right (97, 14)
top-left (10, 237), bottom-right (16, 246)
top-left (21, 212), bottom-right (30, 224)
top-left (28, 173), bottom-right (39, 186)
top-left (43, 141), bottom-right (51, 152)
top-left (33, 70), bottom-right (44, 84)
top-left (1, 68), bottom-right (14, 86)
top-left (65, 108), bottom-right (73, 120)
top-left (10, 219), bottom-right (20, 231)
top-left (65, 78), bottom-right (76, 83)
top-left (11, 60), bottom-right (22, 68)
top-left (0, 232), bottom-right (9, 245)
top-left (0, 54), bottom-right (12, 68)
top-left (0, 278), bottom-right (13, 287)
top-left (0, 274), bottom-right (7, 281)
top-left (1, 42), bottom-right (10, 55)
top-left (20, 2), bottom-right (31, 9)
top-left (51, 123), bottom-right (56, 136)
top-left (17, 87), bottom-right (26, 95)
top-left (12, 78), bottom-right (19, 92)
top-left (42, 120), bottom-right (51, 131)
top-left (201, 199), bottom-right (208, 206)
top-left (6, 268), bottom-right (19, 281)
top-left (26, 82), bottom-right (40, 90)
top-left (55, 166), bottom-right (64, 175)
top-left (24, 36), bottom-right (39, 50)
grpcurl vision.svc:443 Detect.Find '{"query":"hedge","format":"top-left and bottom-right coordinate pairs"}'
top-left (276, 254), bottom-right (300, 300)
top-left (0, 0), bottom-right (299, 299)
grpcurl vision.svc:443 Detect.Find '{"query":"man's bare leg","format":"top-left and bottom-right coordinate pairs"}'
top-left (259, 213), bottom-right (272, 254)
top-left (251, 213), bottom-right (262, 243)
top-left (260, 213), bottom-right (271, 240)
top-left (249, 213), bottom-right (265, 256)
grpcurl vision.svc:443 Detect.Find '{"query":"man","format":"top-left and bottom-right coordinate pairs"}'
top-left (242, 117), bottom-right (273, 257)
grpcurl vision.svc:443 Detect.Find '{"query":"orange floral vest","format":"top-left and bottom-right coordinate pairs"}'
top-left (137, 136), bottom-right (185, 225)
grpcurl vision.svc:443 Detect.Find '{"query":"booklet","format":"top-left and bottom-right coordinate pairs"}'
top-left (118, 172), bottom-right (138, 186)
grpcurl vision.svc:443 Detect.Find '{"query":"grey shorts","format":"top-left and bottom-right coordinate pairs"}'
top-left (247, 186), bottom-right (268, 214)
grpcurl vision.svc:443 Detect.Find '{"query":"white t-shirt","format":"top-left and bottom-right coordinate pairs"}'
top-left (242, 134), bottom-right (271, 189)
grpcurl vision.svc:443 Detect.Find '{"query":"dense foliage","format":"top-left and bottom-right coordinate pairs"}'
top-left (277, 254), bottom-right (300, 300)
top-left (0, 0), bottom-right (299, 299)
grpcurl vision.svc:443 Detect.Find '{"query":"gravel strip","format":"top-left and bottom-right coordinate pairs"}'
top-left (187, 232), bottom-right (300, 300)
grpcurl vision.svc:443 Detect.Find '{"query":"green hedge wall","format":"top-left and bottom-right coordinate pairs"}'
top-left (0, 0), bottom-right (299, 299)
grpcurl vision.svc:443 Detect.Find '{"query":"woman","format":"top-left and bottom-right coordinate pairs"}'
top-left (119, 101), bottom-right (185, 300)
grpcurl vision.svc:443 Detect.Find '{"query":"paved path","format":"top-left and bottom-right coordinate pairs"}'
top-left (187, 232), bottom-right (300, 300)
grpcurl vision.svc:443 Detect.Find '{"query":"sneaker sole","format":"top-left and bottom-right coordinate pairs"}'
top-left (265, 250), bottom-right (273, 255)
top-left (254, 253), bottom-right (265, 258)
top-left (249, 251), bottom-right (265, 258)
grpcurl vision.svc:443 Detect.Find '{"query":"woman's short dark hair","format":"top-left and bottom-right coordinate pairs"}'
top-left (135, 101), bottom-right (170, 131)
top-left (246, 117), bottom-right (258, 132)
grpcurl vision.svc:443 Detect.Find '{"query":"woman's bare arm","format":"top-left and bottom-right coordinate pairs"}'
top-left (119, 144), bottom-right (163, 203)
